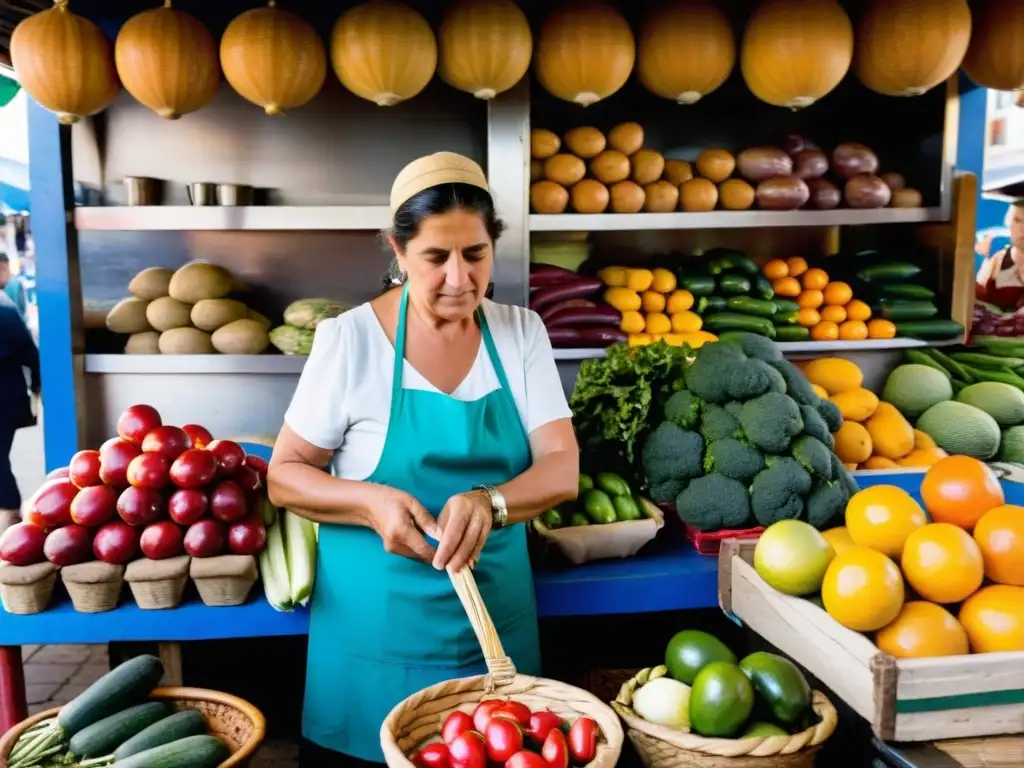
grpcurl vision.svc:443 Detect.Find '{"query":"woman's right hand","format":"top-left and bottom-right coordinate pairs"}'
top-left (367, 487), bottom-right (440, 564)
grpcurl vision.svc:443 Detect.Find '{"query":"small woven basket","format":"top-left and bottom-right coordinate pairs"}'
top-left (191, 555), bottom-right (257, 607)
top-left (0, 563), bottom-right (57, 615)
top-left (611, 667), bottom-right (838, 768)
top-left (131, 576), bottom-right (188, 609)
top-left (62, 562), bottom-right (125, 613)
top-left (381, 567), bottom-right (624, 767)
top-left (0, 686), bottom-right (266, 768)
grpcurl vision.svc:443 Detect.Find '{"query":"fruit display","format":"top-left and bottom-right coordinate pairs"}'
top-left (3, 654), bottom-right (232, 768)
top-left (541, 472), bottom-right (646, 528)
top-left (969, 302), bottom-right (1024, 339)
top-left (529, 264), bottom-right (628, 349)
top-left (268, 298), bottom-right (350, 355)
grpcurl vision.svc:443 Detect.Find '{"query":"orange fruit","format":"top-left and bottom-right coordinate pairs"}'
top-left (823, 281), bottom-right (853, 306)
top-left (819, 304), bottom-right (847, 323)
top-left (901, 523), bottom-right (985, 604)
top-left (810, 321), bottom-right (839, 341)
top-left (797, 308), bottom-right (821, 327)
top-left (845, 485), bottom-right (927, 557)
top-left (786, 257), bottom-right (808, 277)
top-left (797, 290), bottom-right (824, 309)
top-left (959, 585), bottom-right (1024, 653)
top-left (822, 546), bottom-right (905, 632)
top-left (845, 300), bottom-right (872, 322)
top-left (822, 526), bottom-right (856, 555)
top-left (763, 259), bottom-right (789, 280)
top-left (838, 320), bottom-right (869, 341)
top-left (867, 319), bottom-right (897, 339)
top-left (921, 456), bottom-right (1005, 531)
top-left (802, 268), bottom-right (829, 291)
top-left (973, 505), bottom-right (1024, 586)
top-left (772, 277), bottom-right (802, 297)
top-left (875, 601), bottom-right (969, 659)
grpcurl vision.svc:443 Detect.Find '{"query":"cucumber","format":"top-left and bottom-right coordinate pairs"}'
top-left (773, 299), bottom-right (800, 314)
top-left (951, 352), bottom-right (1024, 370)
top-left (726, 296), bottom-right (777, 317)
top-left (857, 262), bottom-right (922, 282)
top-left (922, 347), bottom-right (973, 382)
top-left (717, 275), bottom-right (752, 295)
top-left (69, 701), bottom-right (169, 758)
top-left (702, 312), bottom-right (777, 338)
top-left (774, 311), bottom-right (800, 326)
top-left (903, 349), bottom-right (952, 379)
top-left (775, 326), bottom-right (811, 342)
top-left (113, 709), bottom-right (208, 761)
top-left (110, 734), bottom-right (229, 768)
top-left (875, 301), bottom-right (939, 321)
top-left (58, 654), bottom-right (164, 736)
top-left (752, 275), bottom-right (775, 300)
top-left (877, 283), bottom-right (935, 300)
top-left (679, 275), bottom-right (716, 296)
top-left (706, 248), bottom-right (760, 276)
top-left (696, 295), bottom-right (727, 315)
top-left (894, 319), bottom-right (965, 340)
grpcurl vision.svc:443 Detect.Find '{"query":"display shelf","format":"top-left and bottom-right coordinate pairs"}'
top-left (551, 338), bottom-right (961, 361)
top-left (74, 205), bottom-right (393, 232)
top-left (529, 208), bottom-right (947, 233)
top-left (83, 354), bottom-right (307, 375)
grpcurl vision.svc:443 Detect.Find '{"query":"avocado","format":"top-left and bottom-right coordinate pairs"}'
top-left (689, 662), bottom-right (754, 738)
top-left (665, 630), bottom-right (738, 685)
top-left (739, 652), bottom-right (812, 728)
top-left (741, 721), bottom-right (788, 738)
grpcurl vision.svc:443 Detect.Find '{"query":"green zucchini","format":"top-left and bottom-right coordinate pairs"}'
top-left (58, 655), bottom-right (164, 736)
top-left (68, 702), bottom-right (169, 758)
top-left (702, 312), bottom-right (777, 338)
top-left (679, 275), bottom-right (716, 296)
top-left (775, 326), bottom-right (811, 342)
top-left (774, 311), bottom-right (800, 326)
top-left (113, 710), bottom-right (208, 761)
top-left (696, 295), bottom-right (727, 315)
top-left (857, 262), bottom-right (923, 282)
top-left (877, 283), bottom-right (935, 300)
top-left (717, 275), bottom-right (752, 295)
top-left (875, 301), bottom-right (939, 321)
top-left (894, 319), bottom-right (965, 340)
top-left (951, 352), bottom-right (1024, 370)
top-left (726, 296), bottom-right (777, 317)
top-left (773, 299), bottom-right (800, 314)
top-left (706, 248), bottom-right (760, 276)
top-left (752, 275), bottom-right (775, 300)
top-left (109, 734), bottom-right (229, 768)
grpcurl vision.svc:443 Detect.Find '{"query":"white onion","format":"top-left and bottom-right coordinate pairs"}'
top-left (632, 677), bottom-right (692, 730)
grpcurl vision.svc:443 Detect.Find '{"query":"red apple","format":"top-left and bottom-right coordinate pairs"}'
top-left (541, 729), bottom-right (569, 768)
top-left (99, 438), bottom-right (142, 488)
top-left (141, 426), bottom-right (192, 461)
top-left (168, 489), bottom-right (207, 526)
top-left (169, 449), bottom-right (218, 490)
top-left (117, 486), bottom-right (163, 526)
top-left (209, 481), bottom-right (247, 524)
top-left (25, 478), bottom-right (78, 530)
top-left (525, 711), bottom-right (562, 744)
top-left (447, 732), bottom-right (485, 768)
top-left (232, 464), bottom-right (261, 495)
top-left (227, 516), bottom-right (267, 555)
top-left (93, 520), bottom-right (140, 564)
top-left (413, 742), bottom-right (450, 768)
top-left (442, 711), bottom-right (474, 745)
top-left (70, 485), bottom-right (118, 527)
top-left (117, 404), bottom-right (162, 446)
top-left (140, 521), bottom-right (184, 560)
top-left (0, 522), bottom-right (47, 565)
top-left (496, 702), bottom-right (531, 729)
top-left (68, 450), bottom-right (102, 488)
top-left (243, 454), bottom-right (269, 481)
top-left (472, 700), bottom-right (505, 736)
top-left (567, 717), bottom-right (598, 764)
top-left (182, 424), bottom-right (213, 450)
top-left (484, 717), bottom-right (522, 763)
top-left (207, 439), bottom-right (246, 475)
top-left (126, 452), bottom-right (171, 490)
top-left (505, 751), bottom-right (547, 768)
top-left (184, 519), bottom-right (226, 558)
top-left (46, 466), bottom-right (70, 481)
top-left (43, 524), bottom-right (93, 566)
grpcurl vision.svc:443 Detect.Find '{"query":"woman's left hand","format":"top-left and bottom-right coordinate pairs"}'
top-left (434, 490), bottom-right (492, 573)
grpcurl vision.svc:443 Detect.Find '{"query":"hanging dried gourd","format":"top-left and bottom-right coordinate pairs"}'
top-left (220, 1), bottom-right (327, 115)
top-left (962, 0), bottom-right (1024, 92)
top-left (741, 0), bottom-right (853, 109)
top-left (114, 1), bottom-right (220, 120)
top-left (854, 0), bottom-right (972, 97)
top-left (438, 0), bottom-right (532, 100)
top-left (534, 1), bottom-right (635, 107)
top-left (331, 0), bottom-right (437, 107)
top-left (638, 0), bottom-right (735, 105)
top-left (10, 0), bottom-right (119, 124)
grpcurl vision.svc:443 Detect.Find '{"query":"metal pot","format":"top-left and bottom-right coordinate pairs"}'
top-left (187, 182), bottom-right (217, 206)
top-left (216, 184), bottom-right (254, 206)
top-left (123, 177), bottom-right (162, 206)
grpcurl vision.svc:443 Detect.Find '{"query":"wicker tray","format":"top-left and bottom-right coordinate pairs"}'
top-left (380, 567), bottom-right (624, 766)
top-left (0, 686), bottom-right (266, 768)
top-left (532, 498), bottom-right (665, 564)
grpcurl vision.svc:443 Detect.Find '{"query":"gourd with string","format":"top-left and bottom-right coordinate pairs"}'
top-left (962, 0), bottom-right (1024, 92)
top-left (10, 0), bottom-right (119, 124)
top-left (115, 1), bottom-right (220, 120)
top-left (637, 0), bottom-right (735, 105)
top-left (854, 0), bottom-right (972, 97)
top-left (220, 1), bottom-right (327, 116)
top-left (438, 0), bottom-right (532, 100)
top-left (741, 0), bottom-right (853, 110)
top-left (331, 0), bottom-right (437, 107)
top-left (534, 1), bottom-right (635, 107)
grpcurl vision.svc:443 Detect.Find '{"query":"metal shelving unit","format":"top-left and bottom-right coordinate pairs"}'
top-left (551, 338), bottom-right (960, 360)
top-left (75, 205), bottom-right (393, 231)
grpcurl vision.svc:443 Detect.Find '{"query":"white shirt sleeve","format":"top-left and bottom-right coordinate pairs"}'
top-left (284, 317), bottom-right (349, 451)
top-left (522, 310), bottom-right (572, 434)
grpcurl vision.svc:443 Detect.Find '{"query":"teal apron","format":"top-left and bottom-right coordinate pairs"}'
top-left (302, 286), bottom-right (541, 762)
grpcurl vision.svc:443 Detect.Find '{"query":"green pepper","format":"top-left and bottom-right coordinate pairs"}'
top-left (613, 495), bottom-right (642, 521)
top-left (595, 471), bottom-right (630, 497)
top-left (578, 473), bottom-right (594, 494)
top-left (582, 489), bottom-right (617, 524)
top-left (569, 512), bottom-right (590, 527)
top-left (542, 508), bottom-right (565, 529)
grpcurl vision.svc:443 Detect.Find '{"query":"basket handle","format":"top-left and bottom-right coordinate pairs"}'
top-left (448, 566), bottom-right (517, 687)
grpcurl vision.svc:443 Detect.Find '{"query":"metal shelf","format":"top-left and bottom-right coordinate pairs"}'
top-left (74, 205), bottom-right (392, 231)
top-left (83, 354), bottom-right (307, 374)
top-left (529, 208), bottom-right (947, 232)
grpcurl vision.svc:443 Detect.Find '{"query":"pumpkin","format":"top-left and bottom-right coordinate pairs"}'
top-left (637, 0), bottom-right (735, 105)
top-left (534, 1), bottom-right (635, 107)
top-left (962, 0), bottom-right (1024, 92)
top-left (438, 0), bottom-right (532, 100)
top-left (741, 0), bottom-right (853, 109)
top-left (10, 1), bottom-right (119, 124)
top-left (854, 0), bottom-right (971, 97)
top-left (220, 1), bottom-right (326, 115)
top-left (331, 0), bottom-right (437, 107)
top-left (115, 2), bottom-right (220, 120)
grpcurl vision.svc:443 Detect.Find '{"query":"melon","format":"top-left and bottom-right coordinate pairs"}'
top-left (105, 298), bottom-right (152, 335)
top-left (211, 319), bottom-right (270, 355)
top-left (956, 382), bottom-right (1024, 427)
top-left (998, 426), bottom-right (1024, 464)
top-left (158, 327), bottom-right (215, 354)
top-left (146, 296), bottom-right (193, 332)
top-left (128, 267), bottom-right (174, 300)
top-left (168, 262), bottom-right (233, 304)
top-left (124, 331), bottom-right (161, 355)
top-left (881, 364), bottom-right (952, 419)
top-left (916, 401), bottom-right (1001, 460)
top-left (191, 298), bottom-right (249, 332)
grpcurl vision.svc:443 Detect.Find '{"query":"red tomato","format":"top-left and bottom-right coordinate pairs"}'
top-left (505, 751), bottom-right (547, 768)
top-left (542, 729), bottom-right (570, 768)
top-left (483, 717), bottom-right (522, 763)
top-left (496, 701), bottom-right (531, 729)
top-left (472, 700), bottom-right (505, 735)
top-left (448, 731), bottom-right (485, 768)
top-left (412, 742), bottom-right (450, 768)
top-left (525, 710), bottom-right (562, 744)
top-left (441, 711), bottom-right (474, 745)
top-left (568, 717), bottom-right (598, 763)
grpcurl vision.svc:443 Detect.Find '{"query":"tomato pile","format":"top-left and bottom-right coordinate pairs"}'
top-left (0, 404), bottom-right (270, 569)
top-left (412, 699), bottom-right (601, 768)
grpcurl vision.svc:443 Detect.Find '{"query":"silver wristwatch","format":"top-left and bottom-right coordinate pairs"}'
top-left (474, 484), bottom-right (509, 529)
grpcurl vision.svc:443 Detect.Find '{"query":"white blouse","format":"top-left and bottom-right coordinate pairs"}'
top-left (284, 300), bottom-right (572, 481)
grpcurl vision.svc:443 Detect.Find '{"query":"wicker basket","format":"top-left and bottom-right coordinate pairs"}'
top-left (61, 562), bottom-right (125, 613)
top-left (380, 567), bottom-right (624, 767)
top-left (610, 667), bottom-right (838, 768)
top-left (0, 686), bottom-right (266, 768)
top-left (0, 562), bottom-right (58, 615)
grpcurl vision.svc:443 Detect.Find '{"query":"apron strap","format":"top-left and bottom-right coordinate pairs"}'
top-left (477, 306), bottom-right (514, 395)
top-left (391, 284), bottom-right (411, 415)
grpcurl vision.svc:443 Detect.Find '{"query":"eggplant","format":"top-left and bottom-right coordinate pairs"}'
top-left (539, 298), bottom-right (596, 323)
top-left (529, 277), bottom-right (603, 311)
top-left (548, 326), bottom-right (627, 348)
top-left (529, 264), bottom-right (580, 288)
top-left (547, 327), bottom-right (585, 347)
top-left (545, 305), bottom-right (621, 329)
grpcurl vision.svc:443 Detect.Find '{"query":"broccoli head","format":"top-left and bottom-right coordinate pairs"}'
top-left (685, 342), bottom-right (747, 404)
top-left (739, 392), bottom-right (804, 453)
top-left (676, 474), bottom-right (753, 531)
top-left (704, 438), bottom-right (766, 481)
top-left (806, 479), bottom-right (850, 530)
top-left (725, 401), bottom-right (744, 419)
top-left (720, 331), bottom-right (784, 364)
top-left (770, 360), bottom-right (819, 407)
top-left (750, 456), bottom-right (813, 526)
top-left (800, 404), bottom-right (835, 450)
top-left (641, 422), bottom-right (705, 488)
top-left (830, 452), bottom-right (860, 496)
top-left (649, 479), bottom-right (687, 505)
top-left (791, 435), bottom-right (833, 481)
top-left (664, 390), bottom-right (702, 431)
top-left (701, 403), bottom-right (744, 443)
top-left (817, 398), bottom-right (844, 433)
top-left (727, 359), bottom-right (789, 401)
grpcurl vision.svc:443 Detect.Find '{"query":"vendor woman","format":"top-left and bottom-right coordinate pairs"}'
top-left (268, 152), bottom-right (580, 766)
top-left (976, 199), bottom-right (1024, 311)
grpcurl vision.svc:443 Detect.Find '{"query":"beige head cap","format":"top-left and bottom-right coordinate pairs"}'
top-left (390, 152), bottom-right (489, 214)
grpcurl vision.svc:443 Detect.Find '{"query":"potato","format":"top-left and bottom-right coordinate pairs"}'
top-left (128, 267), bottom-right (174, 301)
top-left (191, 298), bottom-right (249, 332)
top-left (845, 174), bottom-right (892, 209)
top-left (106, 298), bottom-right (152, 335)
top-left (246, 308), bottom-right (272, 330)
top-left (756, 177), bottom-right (811, 211)
top-left (158, 327), bottom-right (215, 354)
top-left (168, 262), bottom-right (233, 304)
top-left (124, 332), bottom-right (160, 355)
top-left (211, 319), bottom-right (270, 355)
top-left (146, 297), bottom-right (193, 332)
top-left (737, 147), bottom-right (794, 182)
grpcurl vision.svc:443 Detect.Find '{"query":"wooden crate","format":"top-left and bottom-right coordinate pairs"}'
top-left (718, 539), bottom-right (1024, 743)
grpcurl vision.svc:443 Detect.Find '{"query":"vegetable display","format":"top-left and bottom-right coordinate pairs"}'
top-left (269, 298), bottom-right (349, 355)
top-left (529, 263), bottom-right (628, 349)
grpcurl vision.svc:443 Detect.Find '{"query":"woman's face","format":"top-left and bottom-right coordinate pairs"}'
top-left (1012, 205), bottom-right (1024, 249)
top-left (391, 209), bottom-right (493, 322)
